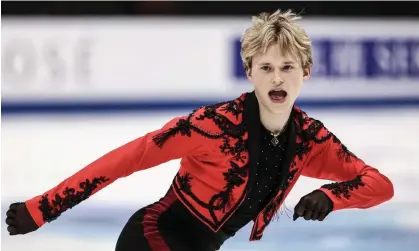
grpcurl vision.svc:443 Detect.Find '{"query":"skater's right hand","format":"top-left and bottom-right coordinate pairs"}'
top-left (5, 202), bottom-right (39, 235)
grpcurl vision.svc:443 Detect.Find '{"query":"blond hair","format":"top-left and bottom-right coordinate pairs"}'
top-left (240, 9), bottom-right (313, 73)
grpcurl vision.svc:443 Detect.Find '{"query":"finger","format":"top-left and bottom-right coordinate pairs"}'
top-left (301, 197), bottom-right (316, 221)
top-left (6, 210), bottom-right (16, 218)
top-left (295, 198), bottom-right (310, 215)
top-left (317, 212), bottom-right (328, 221)
top-left (5, 217), bottom-right (16, 226)
top-left (293, 203), bottom-right (306, 220)
top-left (311, 210), bottom-right (320, 221)
top-left (9, 203), bottom-right (20, 211)
top-left (292, 211), bottom-right (300, 221)
top-left (294, 195), bottom-right (314, 220)
top-left (308, 201), bottom-right (320, 220)
top-left (7, 225), bottom-right (18, 235)
top-left (303, 209), bottom-right (312, 220)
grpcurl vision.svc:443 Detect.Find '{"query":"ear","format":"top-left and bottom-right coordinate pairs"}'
top-left (303, 66), bottom-right (311, 80)
top-left (246, 68), bottom-right (252, 80)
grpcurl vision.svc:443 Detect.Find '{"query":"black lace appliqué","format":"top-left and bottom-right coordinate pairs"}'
top-left (152, 99), bottom-right (246, 162)
top-left (209, 161), bottom-right (248, 212)
top-left (332, 134), bottom-right (358, 163)
top-left (220, 136), bottom-right (247, 162)
top-left (295, 141), bottom-right (312, 161)
top-left (220, 101), bottom-right (242, 119)
top-left (178, 173), bottom-right (193, 193)
top-left (153, 118), bottom-right (193, 147)
top-left (157, 98), bottom-right (249, 230)
top-left (299, 117), bottom-right (333, 143)
top-left (321, 175), bottom-right (365, 199)
top-left (174, 161), bottom-right (249, 228)
top-left (298, 115), bottom-right (358, 163)
top-left (38, 176), bottom-right (110, 223)
top-left (195, 102), bottom-right (245, 139)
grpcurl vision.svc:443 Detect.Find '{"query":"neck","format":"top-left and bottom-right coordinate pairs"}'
top-left (259, 105), bottom-right (292, 134)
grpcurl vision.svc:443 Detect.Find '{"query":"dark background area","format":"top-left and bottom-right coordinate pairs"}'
top-left (2, 1), bottom-right (419, 17)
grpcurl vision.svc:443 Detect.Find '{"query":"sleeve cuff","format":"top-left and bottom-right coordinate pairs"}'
top-left (25, 196), bottom-right (46, 228)
top-left (317, 188), bottom-right (344, 211)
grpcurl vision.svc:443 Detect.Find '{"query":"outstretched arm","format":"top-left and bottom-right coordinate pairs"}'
top-left (24, 115), bottom-right (214, 228)
top-left (301, 126), bottom-right (394, 212)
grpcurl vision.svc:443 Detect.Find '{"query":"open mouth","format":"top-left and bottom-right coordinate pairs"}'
top-left (268, 89), bottom-right (288, 103)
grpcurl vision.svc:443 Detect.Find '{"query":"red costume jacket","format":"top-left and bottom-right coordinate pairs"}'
top-left (24, 92), bottom-right (394, 241)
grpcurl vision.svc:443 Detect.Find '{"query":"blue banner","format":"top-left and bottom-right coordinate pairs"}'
top-left (232, 38), bottom-right (419, 79)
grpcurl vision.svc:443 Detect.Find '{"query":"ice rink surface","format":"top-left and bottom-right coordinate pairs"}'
top-left (2, 108), bottom-right (419, 251)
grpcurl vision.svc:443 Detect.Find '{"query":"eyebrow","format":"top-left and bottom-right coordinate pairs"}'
top-left (257, 61), bottom-right (296, 65)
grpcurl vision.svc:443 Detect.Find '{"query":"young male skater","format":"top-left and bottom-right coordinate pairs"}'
top-left (5, 9), bottom-right (394, 251)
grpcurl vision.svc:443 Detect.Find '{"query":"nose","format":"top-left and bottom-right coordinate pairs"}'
top-left (272, 70), bottom-right (284, 85)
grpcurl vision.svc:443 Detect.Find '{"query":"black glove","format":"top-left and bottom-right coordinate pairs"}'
top-left (293, 190), bottom-right (334, 221)
top-left (5, 202), bottom-right (39, 235)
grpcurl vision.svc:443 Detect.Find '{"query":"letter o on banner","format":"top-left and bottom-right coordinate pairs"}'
top-left (2, 38), bottom-right (37, 86)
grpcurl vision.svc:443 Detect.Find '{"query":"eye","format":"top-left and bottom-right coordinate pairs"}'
top-left (282, 65), bottom-right (294, 71)
top-left (261, 65), bottom-right (272, 72)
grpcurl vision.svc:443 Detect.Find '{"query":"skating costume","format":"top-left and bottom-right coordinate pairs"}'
top-left (115, 119), bottom-right (290, 251)
top-left (23, 92), bottom-right (394, 251)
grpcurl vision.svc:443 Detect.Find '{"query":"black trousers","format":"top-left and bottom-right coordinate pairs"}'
top-left (115, 188), bottom-right (230, 251)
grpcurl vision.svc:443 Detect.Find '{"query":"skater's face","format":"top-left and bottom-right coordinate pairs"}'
top-left (247, 43), bottom-right (310, 114)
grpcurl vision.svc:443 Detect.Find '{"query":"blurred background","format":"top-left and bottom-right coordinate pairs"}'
top-left (1, 1), bottom-right (419, 251)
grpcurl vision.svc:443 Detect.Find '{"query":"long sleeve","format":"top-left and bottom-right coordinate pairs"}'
top-left (25, 115), bottom-right (214, 227)
top-left (302, 127), bottom-right (394, 211)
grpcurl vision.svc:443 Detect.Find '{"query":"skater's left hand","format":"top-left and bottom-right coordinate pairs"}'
top-left (293, 190), bottom-right (333, 221)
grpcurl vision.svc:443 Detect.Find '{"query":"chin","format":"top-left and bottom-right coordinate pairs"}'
top-left (272, 98), bottom-right (295, 111)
